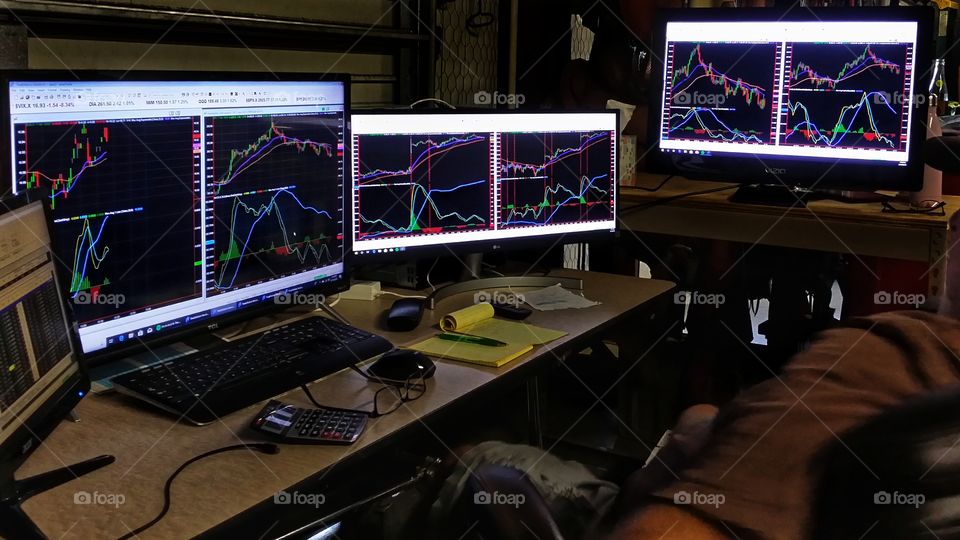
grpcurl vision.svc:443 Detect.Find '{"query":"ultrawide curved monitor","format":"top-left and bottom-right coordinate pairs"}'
top-left (350, 111), bottom-right (619, 260)
top-left (648, 7), bottom-right (933, 192)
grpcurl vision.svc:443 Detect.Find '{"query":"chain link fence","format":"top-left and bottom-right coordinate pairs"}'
top-left (434, 0), bottom-right (499, 107)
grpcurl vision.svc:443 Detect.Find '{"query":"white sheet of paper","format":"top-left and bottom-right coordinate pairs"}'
top-left (522, 284), bottom-right (600, 311)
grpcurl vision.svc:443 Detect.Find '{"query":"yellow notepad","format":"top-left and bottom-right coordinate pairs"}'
top-left (410, 338), bottom-right (532, 367)
top-left (411, 303), bottom-right (568, 367)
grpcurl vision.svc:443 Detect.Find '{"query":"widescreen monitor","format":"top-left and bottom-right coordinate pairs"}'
top-left (350, 111), bottom-right (618, 259)
top-left (6, 72), bottom-right (350, 360)
top-left (648, 7), bottom-right (933, 191)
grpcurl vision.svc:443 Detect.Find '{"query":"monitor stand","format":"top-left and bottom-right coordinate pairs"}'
top-left (729, 184), bottom-right (817, 207)
top-left (425, 253), bottom-right (583, 309)
top-left (0, 454), bottom-right (115, 539)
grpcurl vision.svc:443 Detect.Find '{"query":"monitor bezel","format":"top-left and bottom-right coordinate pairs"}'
top-left (349, 108), bottom-right (620, 263)
top-left (1, 70), bottom-right (353, 365)
top-left (646, 6), bottom-right (935, 192)
top-left (0, 194), bottom-right (89, 483)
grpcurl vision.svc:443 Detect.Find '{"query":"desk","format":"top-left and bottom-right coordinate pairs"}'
top-left (621, 173), bottom-right (958, 297)
top-left (18, 270), bottom-right (673, 539)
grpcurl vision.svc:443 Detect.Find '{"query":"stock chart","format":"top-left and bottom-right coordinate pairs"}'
top-left (781, 43), bottom-right (911, 151)
top-left (353, 133), bottom-right (493, 240)
top-left (17, 118), bottom-right (201, 322)
top-left (498, 131), bottom-right (614, 227)
top-left (206, 113), bottom-right (344, 294)
top-left (664, 42), bottom-right (778, 145)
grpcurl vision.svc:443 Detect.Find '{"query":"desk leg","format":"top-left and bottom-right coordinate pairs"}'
top-left (929, 228), bottom-right (948, 299)
top-left (526, 377), bottom-right (544, 449)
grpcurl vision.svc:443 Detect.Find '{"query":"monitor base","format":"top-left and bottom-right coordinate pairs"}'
top-left (0, 454), bottom-right (115, 540)
top-left (729, 184), bottom-right (815, 207)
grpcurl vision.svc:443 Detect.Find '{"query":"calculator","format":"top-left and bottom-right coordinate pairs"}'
top-left (250, 400), bottom-right (368, 444)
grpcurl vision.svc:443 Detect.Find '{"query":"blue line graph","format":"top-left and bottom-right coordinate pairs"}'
top-left (358, 135), bottom-right (487, 184)
top-left (669, 108), bottom-right (765, 144)
top-left (358, 179), bottom-right (487, 238)
top-left (783, 91), bottom-right (898, 148)
top-left (215, 188), bottom-right (335, 291)
top-left (502, 173), bottom-right (609, 226)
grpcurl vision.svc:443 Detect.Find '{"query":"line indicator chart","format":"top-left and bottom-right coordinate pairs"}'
top-left (17, 117), bottom-right (203, 323)
top-left (353, 133), bottom-right (493, 240)
top-left (780, 42), bottom-right (912, 151)
top-left (662, 42), bottom-right (780, 145)
top-left (206, 113), bottom-right (345, 294)
top-left (498, 131), bottom-right (615, 228)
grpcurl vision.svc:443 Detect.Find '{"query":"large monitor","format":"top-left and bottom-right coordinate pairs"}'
top-left (350, 111), bottom-right (618, 259)
top-left (648, 7), bottom-right (933, 192)
top-left (6, 72), bottom-right (350, 361)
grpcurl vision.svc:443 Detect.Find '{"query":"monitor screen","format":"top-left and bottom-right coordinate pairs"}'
top-left (7, 75), bottom-right (348, 357)
top-left (0, 200), bottom-right (80, 451)
top-left (650, 9), bottom-right (931, 190)
top-left (350, 112), bottom-right (617, 257)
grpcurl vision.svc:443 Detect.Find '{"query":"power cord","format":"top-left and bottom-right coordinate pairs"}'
top-left (621, 184), bottom-right (740, 215)
top-left (634, 174), bottom-right (675, 192)
top-left (117, 442), bottom-right (279, 540)
top-left (409, 98), bottom-right (456, 110)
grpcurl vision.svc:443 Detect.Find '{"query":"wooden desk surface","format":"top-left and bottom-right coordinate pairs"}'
top-left (623, 174), bottom-right (957, 229)
top-left (19, 270), bottom-right (673, 539)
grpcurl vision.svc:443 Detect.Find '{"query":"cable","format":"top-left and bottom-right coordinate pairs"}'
top-left (620, 184), bottom-right (740, 215)
top-left (117, 443), bottom-right (279, 540)
top-left (426, 257), bottom-right (439, 292)
top-left (327, 293), bottom-right (341, 307)
top-left (377, 290), bottom-right (428, 300)
top-left (466, 0), bottom-right (495, 36)
top-left (634, 175), bottom-right (675, 192)
top-left (301, 383), bottom-right (328, 408)
top-left (409, 98), bottom-right (456, 110)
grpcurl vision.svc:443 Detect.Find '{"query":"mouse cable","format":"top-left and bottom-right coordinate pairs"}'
top-left (116, 442), bottom-right (279, 540)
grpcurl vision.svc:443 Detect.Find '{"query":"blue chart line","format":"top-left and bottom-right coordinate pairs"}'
top-left (358, 179), bottom-right (488, 238)
top-left (669, 108), bottom-right (764, 144)
top-left (70, 215), bottom-right (110, 298)
top-left (503, 173), bottom-right (609, 226)
top-left (215, 188), bottom-right (334, 291)
top-left (784, 91), bottom-right (898, 148)
top-left (358, 135), bottom-right (487, 183)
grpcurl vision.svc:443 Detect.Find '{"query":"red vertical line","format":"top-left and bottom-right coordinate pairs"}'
top-left (427, 137), bottom-right (432, 228)
top-left (103, 126), bottom-right (109, 142)
top-left (86, 138), bottom-right (91, 163)
top-left (409, 137), bottom-right (415, 231)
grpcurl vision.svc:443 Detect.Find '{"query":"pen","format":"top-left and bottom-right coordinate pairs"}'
top-left (437, 332), bottom-right (507, 347)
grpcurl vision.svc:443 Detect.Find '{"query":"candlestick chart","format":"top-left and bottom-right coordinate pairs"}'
top-left (17, 118), bottom-right (201, 322)
top-left (207, 113), bottom-right (344, 294)
top-left (353, 132), bottom-right (492, 240)
top-left (781, 43), bottom-right (911, 150)
top-left (498, 130), bottom-right (615, 227)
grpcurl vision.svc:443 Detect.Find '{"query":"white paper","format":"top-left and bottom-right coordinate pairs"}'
top-left (522, 284), bottom-right (600, 311)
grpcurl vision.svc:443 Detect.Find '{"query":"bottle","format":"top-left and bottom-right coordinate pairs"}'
top-left (911, 94), bottom-right (943, 207)
top-left (930, 59), bottom-right (949, 116)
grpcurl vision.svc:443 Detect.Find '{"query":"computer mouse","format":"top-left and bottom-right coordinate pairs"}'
top-left (367, 349), bottom-right (436, 382)
top-left (385, 298), bottom-right (424, 331)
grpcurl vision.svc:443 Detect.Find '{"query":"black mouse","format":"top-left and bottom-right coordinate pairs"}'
top-left (367, 349), bottom-right (436, 382)
top-left (385, 298), bottom-right (424, 331)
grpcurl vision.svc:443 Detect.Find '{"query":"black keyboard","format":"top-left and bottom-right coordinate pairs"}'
top-left (111, 316), bottom-right (393, 425)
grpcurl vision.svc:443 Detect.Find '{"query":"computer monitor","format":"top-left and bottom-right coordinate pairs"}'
top-left (648, 7), bottom-right (933, 192)
top-left (5, 72), bottom-right (350, 361)
top-left (0, 197), bottom-right (86, 478)
top-left (350, 111), bottom-right (618, 260)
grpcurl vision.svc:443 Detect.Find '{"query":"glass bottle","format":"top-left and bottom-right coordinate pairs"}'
top-left (930, 58), bottom-right (949, 116)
